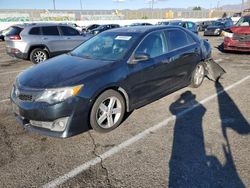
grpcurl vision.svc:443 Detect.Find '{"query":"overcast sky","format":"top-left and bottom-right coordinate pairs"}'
top-left (0, 0), bottom-right (243, 10)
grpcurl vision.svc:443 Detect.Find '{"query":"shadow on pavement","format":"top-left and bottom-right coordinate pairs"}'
top-left (168, 87), bottom-right (249, 187)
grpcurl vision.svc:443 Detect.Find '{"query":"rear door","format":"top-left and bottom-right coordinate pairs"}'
top-left (164, 29), bottom-right (201, 87)
top-left (59, 26), bottom-right (85, 50)
top-left (41, 26), bottom-right (65, 54)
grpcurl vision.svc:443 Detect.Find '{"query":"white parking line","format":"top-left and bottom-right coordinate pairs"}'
top-left (0, 98), bottom-right (10, 103)
top-left (43, 75), bottom-right (250, 188)
top-left (215, 58), bottom-right (223, 62)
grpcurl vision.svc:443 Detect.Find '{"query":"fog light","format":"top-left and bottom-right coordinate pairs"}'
top-left (51, 117), bottom-right (69, 132)
top-left (30, 117), bottom-right (69, 132)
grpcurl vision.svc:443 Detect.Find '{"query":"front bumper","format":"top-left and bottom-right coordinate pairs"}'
top-left (11, 87), bottom-right (92, 138)
top-left (224, 37), bottom-right (250, 52)
top-left (204, 30), bottom-right (221, 36)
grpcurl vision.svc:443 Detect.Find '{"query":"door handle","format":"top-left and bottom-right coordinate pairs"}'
top-left (43, 37), bottom-right (48, 40)
top-left (67, 37), bottom-right (71, 40)
top-left (161, 57), bottom-right (176, 63)
top-left (160, 60), bottom-right (170, 64)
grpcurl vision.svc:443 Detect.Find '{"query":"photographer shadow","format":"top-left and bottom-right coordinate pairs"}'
top-left (168, 88), bottom-right (249, 187)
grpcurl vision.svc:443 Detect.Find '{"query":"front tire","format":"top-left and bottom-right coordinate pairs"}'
top-left (190, 63), bottom-right (205, 88)
top-left (90, 90), bottom-right (126, 133)
top-left (30, 48), bottom-right (48, 64)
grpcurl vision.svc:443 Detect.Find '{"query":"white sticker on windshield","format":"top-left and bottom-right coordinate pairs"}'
top-left (115, 36), bottom-right (132, 40)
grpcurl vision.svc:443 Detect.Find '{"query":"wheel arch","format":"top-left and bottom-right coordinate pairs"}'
top-left (28, 45), bottom-right (51, 58)
top-left (91, 86), bottom-right (131, 113)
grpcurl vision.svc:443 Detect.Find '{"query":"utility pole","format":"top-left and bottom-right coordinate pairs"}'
top-left (217, 0), bottom-right (220, 9)
top-left (241, 0), bottom-right (245, 11)
top-left (53, 0), bottom-right (56, 10)
top-left (151, 0), bottom-right (155, 19)
top-left (80, 0), bottom-right (83, 11)
top-left (80, 0), bottom-right (83, 20)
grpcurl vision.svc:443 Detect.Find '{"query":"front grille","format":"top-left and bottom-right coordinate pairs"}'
top-left (18, 94), bottom-right (33, 101)
top-left (233, 34), bottom-right (250, 42)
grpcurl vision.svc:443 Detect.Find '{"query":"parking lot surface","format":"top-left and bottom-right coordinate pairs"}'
top-left (0, 34), bottom-right (249, 187)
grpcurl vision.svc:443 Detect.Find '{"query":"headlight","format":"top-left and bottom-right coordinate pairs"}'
top-left (224, 32), bottom-right (234, 38)
top-left (36, 85), bottom-right (83, 104)
top-left (215, 28), bottom-right (221, 32)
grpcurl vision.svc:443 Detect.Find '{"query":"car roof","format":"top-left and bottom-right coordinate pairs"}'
top-left (13, 22), bottom-right (72, 28)
top-left (106, 25), bottom-right (185, 35)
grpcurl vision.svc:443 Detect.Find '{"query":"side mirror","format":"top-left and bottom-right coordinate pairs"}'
top-left (132, 53), bottom-right (150, 63)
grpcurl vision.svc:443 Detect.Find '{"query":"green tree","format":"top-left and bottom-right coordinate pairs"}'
top-left (193, 6), bottom-right (202, 11)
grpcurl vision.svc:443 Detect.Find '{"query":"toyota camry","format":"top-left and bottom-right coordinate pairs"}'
top-left (11, 26), bottom-right (212, 138)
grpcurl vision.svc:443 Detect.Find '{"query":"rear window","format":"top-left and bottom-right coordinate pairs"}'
top-left (60, 26), bottom-right (79, 36)
top-left (6, 26), bottom-right (23, 36)
top-left (29, 27), bottom-right (41, 35)
top-left (42, 26), bottom-right (60, 36)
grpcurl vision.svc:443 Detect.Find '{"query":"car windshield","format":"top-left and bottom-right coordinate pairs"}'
top-left (212, 22), bottom-right (224, 26)
top-left (71, 32), bottom-right (140, 61)
top-left (96, 25), bottom-right (107, 30)
top-left (235, 17), bottom-right (250, 26)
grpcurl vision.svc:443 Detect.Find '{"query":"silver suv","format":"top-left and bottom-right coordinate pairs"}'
top-left (5, 23), bottom-right (89, 63)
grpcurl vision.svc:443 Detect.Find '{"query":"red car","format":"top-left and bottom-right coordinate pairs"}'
top-left (224, 15), bottom-right (250, 52)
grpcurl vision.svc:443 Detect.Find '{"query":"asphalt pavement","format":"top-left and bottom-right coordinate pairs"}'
top-left (0, 34), bottom-right (249, 188)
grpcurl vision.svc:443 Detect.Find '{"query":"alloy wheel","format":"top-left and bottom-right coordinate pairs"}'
top-left (33, 51), bottom-right (47, 63)
top-left (96, 96), bottom-right (122, 129)
top-left (194, 64), bottom-right (205, 86)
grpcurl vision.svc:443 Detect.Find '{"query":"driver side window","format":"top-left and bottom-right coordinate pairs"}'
top-left (135, 31), bottom-right (168, 58)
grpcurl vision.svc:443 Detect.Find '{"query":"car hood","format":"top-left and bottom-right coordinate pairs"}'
top-left (18, 54), bottom-right (114, 89)
top-left (229, 26), bottom-right (250, 35)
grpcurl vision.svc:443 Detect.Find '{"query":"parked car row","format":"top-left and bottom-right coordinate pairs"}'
top-left (1, 15), bottom-right (249, 64)
top-left (204, 20), bottom-right (234, 36)
top-left (0, 21), bottom-right (199, 64)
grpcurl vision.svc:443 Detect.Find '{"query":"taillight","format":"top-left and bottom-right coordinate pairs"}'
top-left (9, 35), bottom-right (21, 40)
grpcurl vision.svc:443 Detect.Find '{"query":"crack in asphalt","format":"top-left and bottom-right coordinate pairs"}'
top-left (88, 131), bottom-right (112, 187)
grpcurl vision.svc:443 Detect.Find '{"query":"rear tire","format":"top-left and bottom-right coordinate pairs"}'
top-left (90, 90), bottom-right (125, 133)
top-left (190, 63), bottom-right (205, 88)
top-left (30, 48), bottom-right (48, 64)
